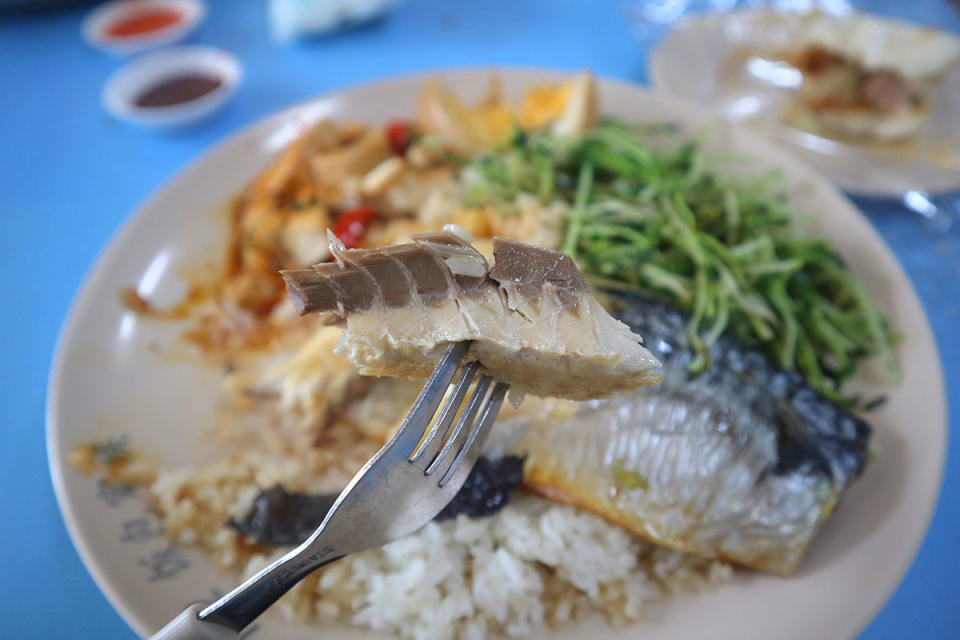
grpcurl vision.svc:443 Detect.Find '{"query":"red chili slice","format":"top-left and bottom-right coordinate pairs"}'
top-left (386, 120), bottom-right (414, 155)
top-left (332, 206), bottom-right (376, 249)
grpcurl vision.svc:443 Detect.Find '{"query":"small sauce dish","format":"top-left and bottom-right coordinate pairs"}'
top-left (102, 46), bottom-right (242, 129)
top-left (83, 0), bottom-right (206, 56)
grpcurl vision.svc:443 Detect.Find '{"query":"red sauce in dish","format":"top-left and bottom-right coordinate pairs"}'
top-left (135, 74), bottom-right (222, 108)
top-left (104, 8), bottom-right (183, 38)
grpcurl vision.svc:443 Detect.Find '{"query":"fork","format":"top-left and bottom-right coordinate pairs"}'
top-left (151, 341), bottom-right (508, 639)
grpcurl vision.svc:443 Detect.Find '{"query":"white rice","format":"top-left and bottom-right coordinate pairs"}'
top-left (230, 495), bottom-right (730, 640)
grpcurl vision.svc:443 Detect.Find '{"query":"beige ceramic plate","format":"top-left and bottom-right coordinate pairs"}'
top-left (48, 69), bottom-right (946, 639)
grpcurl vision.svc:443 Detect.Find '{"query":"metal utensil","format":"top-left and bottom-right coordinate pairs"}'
top-left (151, 341), bottom-right (509, 639)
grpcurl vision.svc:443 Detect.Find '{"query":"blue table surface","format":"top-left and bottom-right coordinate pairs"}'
top-left (2, 0), bottom-right (958, 637)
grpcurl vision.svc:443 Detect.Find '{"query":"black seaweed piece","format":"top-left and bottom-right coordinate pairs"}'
top-left (227, 486), bottom-right (338, 546)
top-left (611, 293), bottom-right (872, 482)
top-left (229, 456), bottom-right (526, 546)
top-left (435, 455), bottom-right (525, 521)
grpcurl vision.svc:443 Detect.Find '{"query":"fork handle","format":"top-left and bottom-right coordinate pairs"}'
top-left (198, 551), bottom-right (344, 632)
top-left (149, 604), bottom-right (238, 640)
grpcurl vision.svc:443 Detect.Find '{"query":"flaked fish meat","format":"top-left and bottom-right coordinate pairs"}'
top-left (498, 294), bottom-right (872, 575)
top-left (281, 231), bottom-right (661, 400)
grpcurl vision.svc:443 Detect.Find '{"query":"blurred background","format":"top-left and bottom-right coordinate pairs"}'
top-left (1, 0), bottom-right (958, 638)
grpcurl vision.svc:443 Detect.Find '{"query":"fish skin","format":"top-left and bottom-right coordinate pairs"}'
top-left (282, 230), bottom-right (489, 317)
top-left (489, 236), bottom-right (589, 311)
top-left (502, 294), bottom-right (871, 575)
top-left (280, 233), bottom-right (661, 400)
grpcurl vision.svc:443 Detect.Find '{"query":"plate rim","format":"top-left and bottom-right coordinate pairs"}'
top-left (46, 65), bottom-right (948, 639)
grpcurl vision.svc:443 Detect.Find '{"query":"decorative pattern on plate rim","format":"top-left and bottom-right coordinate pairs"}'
top-left (79, 434), bottom-right (258, 637)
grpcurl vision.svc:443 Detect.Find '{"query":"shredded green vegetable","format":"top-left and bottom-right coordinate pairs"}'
top-left (463, 121), bottom-right (899, 407)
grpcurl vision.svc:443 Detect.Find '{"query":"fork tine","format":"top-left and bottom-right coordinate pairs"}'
top-left (384, 341), bottom-right (469, 456)
top-left (424, 375), bottom-right (492, 476)
top-left (438, 381), bottom-right (509, 488)
top-left (409, 361), bottom-right (480, 463)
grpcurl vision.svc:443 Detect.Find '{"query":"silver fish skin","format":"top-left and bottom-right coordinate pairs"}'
top-left (500, 294), bottom-right (871, 575)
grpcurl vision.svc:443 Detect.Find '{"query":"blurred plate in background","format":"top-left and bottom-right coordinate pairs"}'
top-left (650, 9), bottom-right (960, 197)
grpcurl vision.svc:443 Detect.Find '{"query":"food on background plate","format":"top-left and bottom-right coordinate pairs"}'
top-left (85, 71), bottom-right (898, 639)
top-left (281, 230), bottom-right (661, 399)
top-left (777, 11), bottom-right (960, 141)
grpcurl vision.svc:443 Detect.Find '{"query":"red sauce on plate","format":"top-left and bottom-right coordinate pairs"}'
top-left (104, 8), bottom-right (183, 38)
top-left (135, 74), bottom-right (222, 108)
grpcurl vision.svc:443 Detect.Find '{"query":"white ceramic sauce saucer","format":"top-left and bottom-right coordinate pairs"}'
top-left (83, 0), bottom-right (206, 56)
top-left (102, 46), bottom-right (242, 129)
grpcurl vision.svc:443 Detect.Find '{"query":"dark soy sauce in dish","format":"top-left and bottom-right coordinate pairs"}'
top-left (135, 74), bottom-right (222, 108)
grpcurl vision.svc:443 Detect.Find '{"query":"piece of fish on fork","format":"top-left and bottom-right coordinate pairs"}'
top-left (151, 341), bottom-right (508, 639)
top-left (281, 229), bottom-right (661, 400)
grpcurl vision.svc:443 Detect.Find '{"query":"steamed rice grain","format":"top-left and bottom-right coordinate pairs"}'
top-left (226, 495), bottom-right (730, 640)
